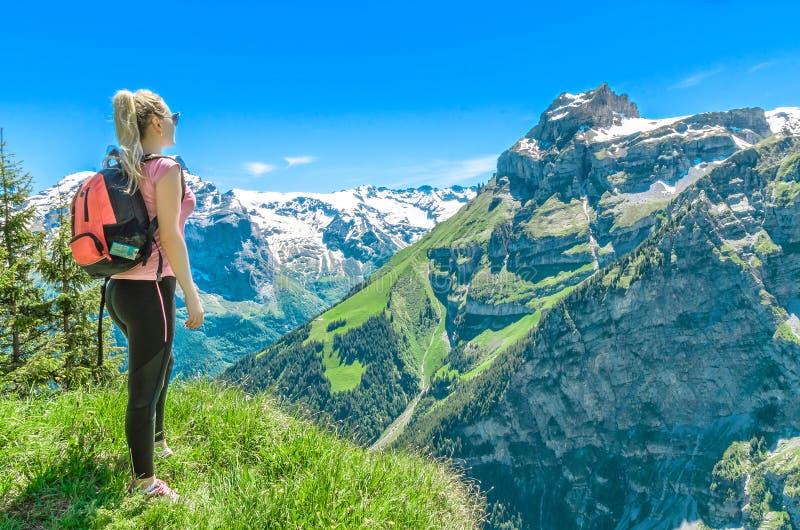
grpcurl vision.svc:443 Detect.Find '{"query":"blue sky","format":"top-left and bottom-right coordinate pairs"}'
top-left (3, 0), bottom-right (800, 194)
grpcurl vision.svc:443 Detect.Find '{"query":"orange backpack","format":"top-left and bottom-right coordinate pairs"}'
top-left (69, 151), bottom-right (183, 365)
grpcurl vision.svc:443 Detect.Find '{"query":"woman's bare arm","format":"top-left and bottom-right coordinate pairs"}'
top-left (154, 165), bottom-right (204, 329)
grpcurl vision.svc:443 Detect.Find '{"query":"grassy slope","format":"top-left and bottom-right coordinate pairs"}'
top-left (523, 196), bottom-right (587, 238)
top-left (294, 185), bottom-right (513, 392)
top-left (0, 380), bottom-right (484, 530)
top-left (289, 178), bottom-right (609, 393)
top-left (709, 437), bottom-right (800, 529)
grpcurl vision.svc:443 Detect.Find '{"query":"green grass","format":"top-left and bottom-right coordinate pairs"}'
top-left (322, 354), bottom-right (366, 392)
top-left (305, 278), bottom-right (392, 348)
top-left (306, 228), bottom-right (434, 351)
top-left (422, 186), bottom-right (512, 249)
top-left (387, 262), bottom-right (440, 373)
top-left (0, 380), bottom-right (484, 529)
top-left (755, 230), bottom-right (782, 256)
top-left (610, 199), bottom-right (669, 231)
top-left (523, 195), bottom-right (588, 239)
top-left (775, 321), bottom-right (800, 345)
top-left (311, 243), bottom-right (438, 387)
top-left (563, 242), bottom-right (592, 255)
top-left (467, 269), bottom-right (538, 307)
top-left (423, 318), bottom-right (449, 386)
top-left (460, 312), bottom-right (540, 381)
top-left (607, 171), bottom-right (629, 187)
top-left (776, 150), bottom-right (800, 180)
top-left (299, 262), bottom-right (400, 389)
top-left (759, 511), bottom-right (792, 530)
top-left (710, 436), bottom-right (800, 528)
top-left (597, 241), bottom-right (616, 255)
top-left (765, 441), bottom-right (800, 478)
top-left (770, 179), bottom-right (800, 207)
top-left (526, 262), bottom-right (595, 298)
top-left (528, 283), bottom-right (581, 312)
top-left (715, 243), bottom-right (748, 269)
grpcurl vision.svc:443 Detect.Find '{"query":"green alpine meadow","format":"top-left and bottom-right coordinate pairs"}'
top-left (0, 380), bottom-right (484, 529)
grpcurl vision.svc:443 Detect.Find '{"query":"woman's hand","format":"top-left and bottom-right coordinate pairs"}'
top-left (185, 291), bottom-right (204, 330)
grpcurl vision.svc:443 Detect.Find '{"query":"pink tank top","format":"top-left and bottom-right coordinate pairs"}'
top-left (111, 157), bottom-right (196, 281)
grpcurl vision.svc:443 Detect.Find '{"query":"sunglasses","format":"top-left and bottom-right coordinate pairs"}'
top-left (163, 112), bottom-right (180, 126)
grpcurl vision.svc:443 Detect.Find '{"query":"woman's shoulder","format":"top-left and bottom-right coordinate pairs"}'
top-left (144, 156), bottom-right (181, 185)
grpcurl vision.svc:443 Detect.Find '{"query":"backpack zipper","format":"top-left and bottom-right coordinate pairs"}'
top-left (70, 232), bottom-right (104, 252)
top-left (84, 186), bottom-right (90, 222)
top-left (70, 194), bottom-right (77, 237)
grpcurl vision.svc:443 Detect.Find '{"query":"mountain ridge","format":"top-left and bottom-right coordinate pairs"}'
top-left (223, 83), bottom-right (800, 529)
top-left (28, 173), bottom-right (476, 377)
top-left (399, 133), bottom-right (800, 528)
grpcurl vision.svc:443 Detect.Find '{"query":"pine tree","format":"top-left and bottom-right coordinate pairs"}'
top-left (35, 192), bottom-right (121, 388)
top-left (0, 131), bottom-right (50, 383)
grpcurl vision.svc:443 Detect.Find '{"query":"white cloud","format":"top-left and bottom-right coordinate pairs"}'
top-left (244, 162), bottom-right (278, 176)
top-left (387, 155), bottom-right (498, 188)
top-left (285, 156), bottom-right (317, 167)
top-left (749, 60), bottom-right (777, 73)
top-left (670, 67), bottom-right (724, 89)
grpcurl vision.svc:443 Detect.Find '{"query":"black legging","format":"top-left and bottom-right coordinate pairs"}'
top-left (106, 277), bottom-right (176, 479)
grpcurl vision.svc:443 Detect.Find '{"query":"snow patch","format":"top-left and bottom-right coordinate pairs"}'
top-left (588, 116), bottom-right (688, 142)
top-left (787, 313), bottom-right (800, 340)
top-left (731, 135), bottom-right (753, 150)
top-left (722, 235), bottom-right (757, 250)
top-left (25, 171), bottom-right (95, 217)
top-left (513, 137), bottom-right (544, 159)
top-left (728, 195), bottom-right (754, 213)
top-left (766, 107), bottom-right (800, 135)
top-left (546, 92), bottom-right (589, 117)
top-left (658, 181), bottom-right (676, 194)
top-left (615, 160), bottom-right (721, 208)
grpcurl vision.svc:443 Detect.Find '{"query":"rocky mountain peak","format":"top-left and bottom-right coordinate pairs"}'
top-left (527, 82), bottom-right (640, 146)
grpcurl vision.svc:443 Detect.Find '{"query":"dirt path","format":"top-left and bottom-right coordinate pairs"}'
top-left (368, 323), bottom-right (440, 452)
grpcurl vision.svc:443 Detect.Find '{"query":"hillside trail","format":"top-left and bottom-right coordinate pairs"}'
top-left (368, 316), bottom-right (442, 452)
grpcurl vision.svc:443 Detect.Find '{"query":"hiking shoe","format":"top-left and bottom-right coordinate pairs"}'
top-left (128, 478), bottom-right (180, 502)
top-left (155, 446), bottom-right (174, 459)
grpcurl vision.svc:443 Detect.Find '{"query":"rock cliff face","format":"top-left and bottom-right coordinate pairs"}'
top-left (431, 84), bottom-right (781, 343)
top-left (184, 180), bottom-right (277, 302)
top-left (405, 135), bottom-right (800, 529)
top-left (526, 83), bottom-right (641, 148)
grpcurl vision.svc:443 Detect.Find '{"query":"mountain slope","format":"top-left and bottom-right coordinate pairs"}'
top-left (222, 84), bottom-right (800, 528)
top-left (399, 133), bottom-right (800, 528)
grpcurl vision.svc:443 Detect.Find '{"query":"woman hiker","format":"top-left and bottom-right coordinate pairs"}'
top-left (106, 89), bottom-right (204, 500)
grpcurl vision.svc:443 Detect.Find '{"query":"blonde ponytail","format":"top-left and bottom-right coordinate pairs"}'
top-left (111, 89), bottom-right (169, 193)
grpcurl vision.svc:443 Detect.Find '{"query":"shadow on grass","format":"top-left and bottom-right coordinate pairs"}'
top-left (0, 444), bottom-right (144, 529)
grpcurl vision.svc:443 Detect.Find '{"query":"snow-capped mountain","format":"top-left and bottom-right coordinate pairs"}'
top-left (28, 172), bottom-right (476, 375)
top-left (31, 173), bottom-right (475, 300)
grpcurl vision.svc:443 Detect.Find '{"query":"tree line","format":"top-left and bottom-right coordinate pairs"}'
top-left (223, 314), bottom-right (419, 445)
top-left (0, 134), bottom-right (120, 395)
